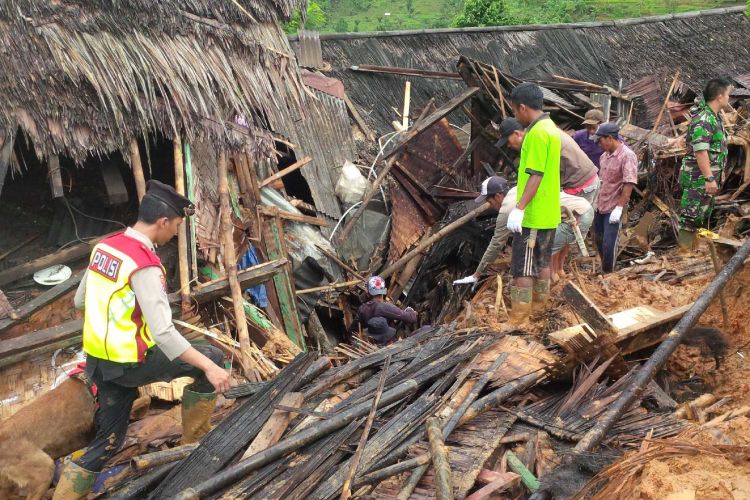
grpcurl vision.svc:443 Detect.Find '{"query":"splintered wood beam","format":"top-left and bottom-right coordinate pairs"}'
top-left (260, 156), bottom-right (312, 188)
top-left (343, 94), bottom-right (376, 141)
top-left (0, 319), bottom-right (84, 360)
top-left (382, 87), bottom-right (480, 160)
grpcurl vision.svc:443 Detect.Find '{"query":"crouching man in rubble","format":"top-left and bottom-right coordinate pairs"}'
top-left (347, 276), bottom-right (417, 345)
top-left (54, 181), bottom-right (230, 500)
top-left (677, 78), bottom-right (732, 251)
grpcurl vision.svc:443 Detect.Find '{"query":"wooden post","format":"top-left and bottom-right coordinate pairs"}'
top-left (241, 392), bottom-right (303, 459)
top-left (218, 151), bottom-right (253, 372)
top-left (173, 136), bottom-right (191, 314)
top-left (259, 156), bottom-right (312, 188)
top-left (184, 141), bottom-right (198, 278)
top-left (402, 81), bottom-right (411, 130)
top-left (48, 155), bottom-right (64, 198)
top-left (426, 418), bottom-right (454, 500)
top-left (262, 212), bottom-right (306, 349)
top-left (129, 138), bottom-right (146, 202)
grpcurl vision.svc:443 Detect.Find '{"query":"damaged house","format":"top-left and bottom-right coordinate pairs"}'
top-left (3, 3), bottom-right (750, 500)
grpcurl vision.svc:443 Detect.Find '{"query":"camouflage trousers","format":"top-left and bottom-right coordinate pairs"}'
top-left (678, 165), bottom-right (720, 231)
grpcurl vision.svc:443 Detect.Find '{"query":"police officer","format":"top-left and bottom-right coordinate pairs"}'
top-left (678, 78), bottom-right (732, 250)
top-left (54, 180), bottom-right (230, 500)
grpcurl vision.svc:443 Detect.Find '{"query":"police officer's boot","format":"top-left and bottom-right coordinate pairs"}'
top-left (677, 228), bottom-right (696, 253)
top-left (509, 285), bottom-right (533, 325)
top-left (181, 388), bottom-right (217, 445)
top-left (532, 278), bottom-right (551, 318)
top-left (52, 461), bottom-right (97, 500)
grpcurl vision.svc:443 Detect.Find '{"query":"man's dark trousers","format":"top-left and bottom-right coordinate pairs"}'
top-left (592, 210), bottom-right (622, 273)
top-left (76, 344), bottom-right (222, 471)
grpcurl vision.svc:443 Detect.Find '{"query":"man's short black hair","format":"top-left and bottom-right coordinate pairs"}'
top-left (138, 195), bottom-right (180, 224)
top-left (510, 82), bottom-right (544, 111)
top-left (703, 78), bottom-right (733, 102)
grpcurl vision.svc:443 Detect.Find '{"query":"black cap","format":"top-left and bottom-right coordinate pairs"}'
top-left (592, 122), bottom-right (620, 141)
top-left (475, 176), bottom-right (509, 204)
top-left (495, 118), bottom-right (524, 149)
top-left (145, 180), bottom-right (195, 217)
top-left (366, 317), bottom-right (397, 345)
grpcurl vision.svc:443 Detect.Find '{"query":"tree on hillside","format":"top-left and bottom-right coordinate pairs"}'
top-left (284, 0), bottom-right (327, 33)
top-left (454, 0), bottom-right (510, 27)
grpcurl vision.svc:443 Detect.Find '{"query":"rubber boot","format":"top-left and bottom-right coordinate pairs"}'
top-left (677, 228), bottom-right (696, 254)
top-left (509, 286), bottom-right (533, 325)
top-left (52, 461), bottom-right (97, 500)
top-left (181, 388), bottom-right (217, 445)
top-left (532, 278), bottom-right (551, 318)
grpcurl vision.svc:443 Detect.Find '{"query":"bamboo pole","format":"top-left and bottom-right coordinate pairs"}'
top-left (427, 417), bottom-right (454, 500)
top-left (652, 70), bottom-right (680, 134)
top-left (341, 356), bottom-right (391, 499)
top-left (398, 353), bottom-right (508, 499)
top-left (173, 379), bottom-right (420, 499)
top-left (259, 156), bottom-right (312, 188)
top-left (184, 141), bottom-right (198, 278)
top-left (218, 151), bottom-right (253, 373)
top-left (296, 280), bottom-right (361, 295)
top-left (129, 138), bottom-right (146, 202)
top-left (574, 237), bottom-right (750, 453)
top-left (173, 136), bottom-right (191, 314)
top-left (381, 202), bottom-right (490, 279)
top-left (505, 451), bottom-right (539, 492)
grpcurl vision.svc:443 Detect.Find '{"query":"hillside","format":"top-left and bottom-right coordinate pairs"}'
top-left (304, 0), bottom-right (744, 33)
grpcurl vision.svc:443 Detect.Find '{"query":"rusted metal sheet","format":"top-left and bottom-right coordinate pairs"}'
top-left (388, 114), bottom-right (465, 262)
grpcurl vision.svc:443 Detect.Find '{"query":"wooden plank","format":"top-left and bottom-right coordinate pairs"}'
top-left (562, 282), bottom-right (617, 333)
top-left (167, 259), bottom-right (287, 305)
top-left (258, 206), bottom-right (330, 227)
top-left (101, 162), bottom-right (129, 205)
top-left (263, 215), bottom-right (306, 350)
top-left (350, 64), bottom-right (462, 80)
top-left (0, 319), bottom-right (83, 359)
top-left (382, 87), bottom-right (480, 160)
top-left (260, 157), bottom-right (312, 188)
top-left (0, 269), bottom-right (85, 333)
top-left (48, 155), bottom-right (64, 198)
top-left (241, 392), bottom-right (303, 459)
top-left (0, 236), bottom-right (109, 288)
top-left (467, 472), bottom-right (519, 499)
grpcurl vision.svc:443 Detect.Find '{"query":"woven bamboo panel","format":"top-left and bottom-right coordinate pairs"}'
top-left (0, 350), bottom-right (82, 420)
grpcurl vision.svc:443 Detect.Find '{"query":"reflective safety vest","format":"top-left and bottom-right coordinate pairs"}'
top-left (82, 232), bottom-right (163, 363)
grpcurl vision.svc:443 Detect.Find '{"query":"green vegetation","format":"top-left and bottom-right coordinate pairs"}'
top-left (284, 0), bottom-right (743, 34)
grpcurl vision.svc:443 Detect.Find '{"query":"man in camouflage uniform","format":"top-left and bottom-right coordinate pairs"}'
top-left (678, 78), bottom-right (732, 250)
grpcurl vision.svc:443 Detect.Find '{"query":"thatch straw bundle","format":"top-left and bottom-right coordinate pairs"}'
top-left (0, 0), bottom-right (308, 161)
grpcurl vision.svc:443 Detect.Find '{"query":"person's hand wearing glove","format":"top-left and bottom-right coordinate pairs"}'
top-left (507, 208), bottom-right (524, 233)
top-left (453, 274), bottom-right (478, 286)
top-left (609, 206), bottom-right (623, 224)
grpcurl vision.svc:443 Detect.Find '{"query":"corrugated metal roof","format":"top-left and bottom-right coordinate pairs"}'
top-left (269, 86), bottom-right (356, 232)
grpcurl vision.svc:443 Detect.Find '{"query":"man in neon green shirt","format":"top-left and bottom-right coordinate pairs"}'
top-left (506, 83), bottom-right (561, 323)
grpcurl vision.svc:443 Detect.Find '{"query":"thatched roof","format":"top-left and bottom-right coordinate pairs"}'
top-left (298, 6), bottom-right (750, 134)
top-left (0, 0), bottom-right (308, 161)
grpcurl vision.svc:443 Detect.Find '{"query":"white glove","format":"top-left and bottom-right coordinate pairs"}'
top-left (507, 208), bottom-right (525, 233)
top-left (452, 275), bottom-right (478, 286)
top-left (404, 306), bottom-right (416, 314)
top-left (609, 206), bottom-right (623, 224)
